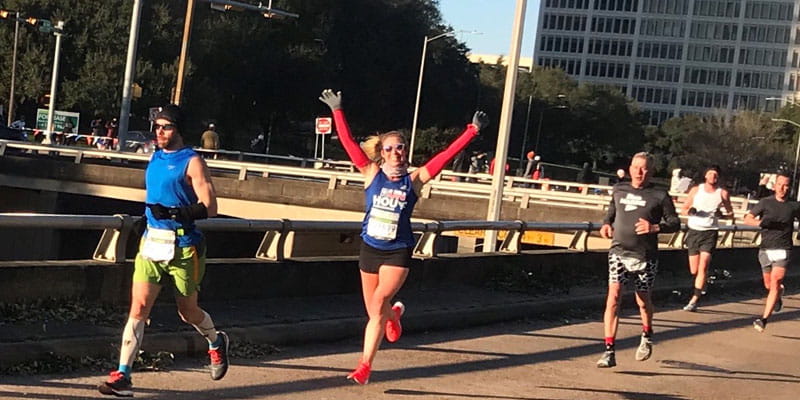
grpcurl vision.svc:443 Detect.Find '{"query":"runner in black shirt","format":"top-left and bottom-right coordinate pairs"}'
top-left (597, 152), bottom-right (680, 368)
top-left (743, 173), bottom-right (800, 332)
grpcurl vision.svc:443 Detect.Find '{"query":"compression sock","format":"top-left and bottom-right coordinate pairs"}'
top-left (190, 310), bottom-right (219, 347)
top-left (119, 317), bottom-right (146, 375)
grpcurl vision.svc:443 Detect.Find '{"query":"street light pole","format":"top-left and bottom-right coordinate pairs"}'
top-left (770, 118), bottom-right (800, 201)
top-left (409, 31), bottom-right (452, 165)
top-left (7, 11), bottom-right (19, 126)
top-left (117, 0), bottom-right (144, 151)
top-left (44, 20), bottom-right (64, 145)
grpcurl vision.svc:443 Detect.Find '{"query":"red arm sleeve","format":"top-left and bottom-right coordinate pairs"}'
top-left (423, 124), bottom-right (478, 177)
top-left (333, 109), bottom-right (370, 168)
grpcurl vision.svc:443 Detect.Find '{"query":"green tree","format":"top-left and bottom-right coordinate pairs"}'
top-left (647, 112), bottom-right (789, 191)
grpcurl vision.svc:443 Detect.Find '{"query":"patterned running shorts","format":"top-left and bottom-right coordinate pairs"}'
top-left (608, 252), bottom-right (658, 292)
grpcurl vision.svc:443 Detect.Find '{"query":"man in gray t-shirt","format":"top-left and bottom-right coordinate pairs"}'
top-left (744, 173), bottom-right (800, 332)
top-left (596, 152), bottom-right (680, 368)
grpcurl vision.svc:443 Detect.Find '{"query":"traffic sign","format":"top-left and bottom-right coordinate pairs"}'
top-left (315, 117), bottom-right (332, 135)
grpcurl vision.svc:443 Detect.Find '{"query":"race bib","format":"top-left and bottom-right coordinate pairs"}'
top-left (620, 255), bottom-right (647, 272)
top-left (140, 227), bottom-right (176, 262)
top-left (366, 208), bottom-right (399, 241)
top-left (765, 249), bottom-right (788, 263)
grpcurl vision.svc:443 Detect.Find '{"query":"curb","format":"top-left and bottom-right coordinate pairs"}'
top-left (0, 274), bottom-right (777, 367)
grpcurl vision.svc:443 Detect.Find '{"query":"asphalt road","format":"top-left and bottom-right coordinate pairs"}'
top-left (1, 292), bottom-right (798, 400)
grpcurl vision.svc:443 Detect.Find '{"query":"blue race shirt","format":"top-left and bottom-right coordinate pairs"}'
top-left (361, 171), bottom-right (418, 250)
top-left (144, 147), bottom-right (203, 247)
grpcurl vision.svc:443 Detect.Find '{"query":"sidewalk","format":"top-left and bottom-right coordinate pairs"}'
top-left (3, 265), bottom-right (792, 368)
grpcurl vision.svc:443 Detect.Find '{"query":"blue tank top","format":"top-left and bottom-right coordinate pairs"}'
top-left (361, 171), bottom-right (418, 250)
top-left (144, 147), bottom-right (202, 247)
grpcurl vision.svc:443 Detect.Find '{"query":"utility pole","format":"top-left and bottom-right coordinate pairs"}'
top-left (173, 0), bottom-right (196, 105)
top-left (484, 0), bottom-right (526, 252)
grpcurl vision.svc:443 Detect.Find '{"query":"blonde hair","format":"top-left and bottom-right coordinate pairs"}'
top-left (360, 131), bottom-right (406, 164)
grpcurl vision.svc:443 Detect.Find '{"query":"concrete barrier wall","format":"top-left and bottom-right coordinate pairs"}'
top-left (0, 247), bottom-right (781, 304)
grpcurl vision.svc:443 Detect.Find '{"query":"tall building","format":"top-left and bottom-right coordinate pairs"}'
top-left (535, 0), bottom-right (799, 124)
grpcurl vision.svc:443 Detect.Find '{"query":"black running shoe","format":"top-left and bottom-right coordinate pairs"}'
top-left (98, 370), bottom-right (133, 397)
top-left (774, 284), bottom-right (785, 313)
top-left (209, 331), bottom-right (230, 380)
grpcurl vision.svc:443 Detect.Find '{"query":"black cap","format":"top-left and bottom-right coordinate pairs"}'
top-left (155, 104), bottom-right (184, 132)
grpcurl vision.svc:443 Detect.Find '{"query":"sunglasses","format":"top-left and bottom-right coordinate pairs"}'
top-left (154, 123), bottom-right (176, 131)
top-left (382, 143), bottom-right (406, 152)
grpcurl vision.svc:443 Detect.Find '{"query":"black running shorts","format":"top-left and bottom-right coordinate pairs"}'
top-left (685, 229), bottom-right (719, 255)
top-left (358, 242), bottom-right (412, 273)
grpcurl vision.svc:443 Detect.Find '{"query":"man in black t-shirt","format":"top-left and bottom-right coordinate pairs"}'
top-left (743, 173), bottom-right (800, 332)
top-left (597, 152), bottom-right (680, 368)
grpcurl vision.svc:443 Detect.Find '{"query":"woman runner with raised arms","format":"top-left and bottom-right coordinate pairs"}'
top-left (319, 89), bottom-right (488, 384)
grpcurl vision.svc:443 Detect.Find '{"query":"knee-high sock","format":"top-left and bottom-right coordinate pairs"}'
top-left (119, 317), bottom-right (145, 369)
top-left (190, 310), bottom-right (219, 347)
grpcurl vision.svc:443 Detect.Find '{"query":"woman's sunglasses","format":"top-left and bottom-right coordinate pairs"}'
top-left (382, 143), bottom-right (406, 152)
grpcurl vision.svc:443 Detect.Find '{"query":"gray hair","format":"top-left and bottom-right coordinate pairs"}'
top-left (632, 151), bottom-right (654, 169)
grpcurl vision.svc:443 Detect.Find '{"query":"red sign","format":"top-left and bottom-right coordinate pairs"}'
top-left (315, 117), bottom-right (333, 135)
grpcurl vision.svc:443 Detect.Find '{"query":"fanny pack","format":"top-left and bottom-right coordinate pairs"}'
top-left (140, 227), bottom-right (176, 262)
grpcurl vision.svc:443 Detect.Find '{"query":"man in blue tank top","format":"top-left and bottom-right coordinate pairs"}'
top-left (99, 105), bottom-right (229, 397)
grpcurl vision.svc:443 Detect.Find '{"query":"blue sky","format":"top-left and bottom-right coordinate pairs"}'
top-left (438, 0), bottom-right (541, 57)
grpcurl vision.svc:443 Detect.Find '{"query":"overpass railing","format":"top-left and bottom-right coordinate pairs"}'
top-left (0, 213), bottom-right (769, 264)
top-left (0, 140), bottom-right (759, 215)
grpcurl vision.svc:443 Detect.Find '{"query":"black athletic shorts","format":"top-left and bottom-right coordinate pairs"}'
top-left (685, 229), bottom-right (718, 255)
top-left (358, 242), bottom-right (412, 273)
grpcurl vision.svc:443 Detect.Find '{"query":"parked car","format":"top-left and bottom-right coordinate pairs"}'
top-left (0, 125), bottom-right (27, 142)
top-left (124, 130), bottom-right (156, 153)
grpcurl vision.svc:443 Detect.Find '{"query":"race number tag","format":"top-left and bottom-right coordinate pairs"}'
top-left (765, 249), bottom-right (788, 263)
top-left (366, 208), bottom-right (399, 241)
top-left (620, 255), bottom-right (647, 272)
top-left (141, 227), bottom-right (176, 262)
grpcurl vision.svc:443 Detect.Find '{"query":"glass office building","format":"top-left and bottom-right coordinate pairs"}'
top-left (535, 0), bottom-right (800, 124)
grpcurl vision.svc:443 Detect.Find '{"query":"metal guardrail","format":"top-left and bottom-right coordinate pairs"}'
top-left (0, 140), bottom-right (760, 214)
top-left (0, 213), bottom-right (770, 264)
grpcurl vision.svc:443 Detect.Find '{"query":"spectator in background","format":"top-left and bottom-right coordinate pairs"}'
top-left (201, 123), bottom-right (220, 152)
top-left (489, 157), bottom-right (509, 175)
top-left (250, 132), bottom-right (267, 154)
top-left (613, 168), bottom-right (626, 184)
top-left (10, 115), bottom-right (25, 130)
top-left (577, 162), bottom-right (595, 184)
top-left (106, 118), bottom-right (118, 137)
top-left (90, 117), bottom-right (103, 145)
top-left (61, 120), bottom-right (74, 145)
top-left (670, 168), bottom-right (693, 194)
top-left (468, 151), bottom-right (487, 174)
top-left (756, 173), bottom-right (775, 199)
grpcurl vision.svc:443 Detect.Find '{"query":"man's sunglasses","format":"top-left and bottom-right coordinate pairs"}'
top-left (382, 143), bottom-right (406, 152)
top-left (154, 123), bottom-right (176, 131)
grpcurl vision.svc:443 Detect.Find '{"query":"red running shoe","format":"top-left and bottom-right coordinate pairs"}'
top-left (385, 301), bottom-right (405, 343)
top-left (347, 361), bottom-right (371, 385)
top-left (98, 370), bottom-right (133, 397)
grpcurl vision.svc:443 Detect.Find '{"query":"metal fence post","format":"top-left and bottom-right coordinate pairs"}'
top-left (93, 214), bottom-right (133, 263)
